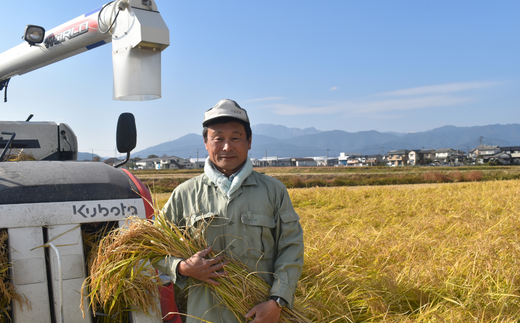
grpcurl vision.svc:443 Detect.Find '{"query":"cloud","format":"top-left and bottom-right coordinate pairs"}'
top-left (244, 96), bottom-right (284, 103)
top-left (379, 81), bottom-right (500, 96)
top-left (268, 103), bottom-right (342, 115)
top-left (329, 86), bottom-right (338, 91)
top-left (267, 95), bottom-right (475, 116)
top-left (350, 95), bottom-right (475, 113)
top-left (254, 80), bottom-right (499, 117)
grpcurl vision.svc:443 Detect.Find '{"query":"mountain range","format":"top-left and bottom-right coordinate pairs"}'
top-left (121, 123), bottom-right (520, 160)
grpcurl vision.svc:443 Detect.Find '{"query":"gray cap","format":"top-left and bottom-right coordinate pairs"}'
top-left (203, 99), bottom-right (250, 126)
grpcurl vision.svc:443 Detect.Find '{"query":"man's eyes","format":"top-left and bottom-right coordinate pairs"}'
top-left (212, 137), bottom-right (241, 141)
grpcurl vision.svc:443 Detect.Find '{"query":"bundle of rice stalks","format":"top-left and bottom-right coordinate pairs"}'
top-left (2, 148), bottom-right (36, 162)
top-left (0, 230), bottom-right (29, 323)
top-left (81, 223), bottom-right (157, 322)
top-left (83, 212), bottom-right (311, 323)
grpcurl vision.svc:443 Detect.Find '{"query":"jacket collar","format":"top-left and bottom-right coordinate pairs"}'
top-left (201, 170), bottom-right (258, 187)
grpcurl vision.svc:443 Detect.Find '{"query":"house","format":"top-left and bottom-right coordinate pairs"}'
top-left (135, 157), bottom-right (157, 169)
top-left (366, 154), bottom-right (383, 166)
top-left (499, 146), bottom-right (520, 164)
top-left (313, 157), bottom-right (339, 166)
top-left (158, 156), bottom-right (190, 169)
top-left (291, 157), bottom-right (317, 167)
top-left (338, 152), bottom-right (361, 166)
top-left (347, 155), bottom-right (363, 166)
top-left (135, 155), bottom-right (189, 170)
top-left (188, 158), bottom-right (205, 169)
top-left (486, 152), bottom-right (512, 164)
top-left (387, 149), bottom-right (410, 166)
top-left (433, 148), bottom-right (465, 166)
top-left (421, 149), bottom-right (436, 163)
top-left (258, 157), bottom-right (292, 167)
top-left (407, 150), bottom-right (423, 166)
top-left (469, 145), bottom-right (500, 163)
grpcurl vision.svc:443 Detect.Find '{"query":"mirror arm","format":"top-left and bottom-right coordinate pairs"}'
top-left (114, 152), bottom-right (130, 168)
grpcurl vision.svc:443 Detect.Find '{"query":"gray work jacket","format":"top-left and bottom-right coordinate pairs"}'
top-left (153, 171), bottom-right (304, 323)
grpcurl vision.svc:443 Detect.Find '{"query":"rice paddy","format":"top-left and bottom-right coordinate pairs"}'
top-left (290, 180), bottom-right (520, 322)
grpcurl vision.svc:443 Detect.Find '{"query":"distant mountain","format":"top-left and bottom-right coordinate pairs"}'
top-left (130, 123), bottom-right (520, 159)
top-left (252, 124), bottom-right (321, 139)
top-left (131, 133), bottom-right (206, 159)
top-left (384, 131), bottom-right (406, 137)
top-left (78, 152), bottom-right (102, 161)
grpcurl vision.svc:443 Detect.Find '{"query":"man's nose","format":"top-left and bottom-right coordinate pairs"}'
top-left (223, 141), bottom-right (233, 151)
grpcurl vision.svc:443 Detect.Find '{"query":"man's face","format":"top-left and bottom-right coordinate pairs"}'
top-left (204, 121), bottom-right (252, 177)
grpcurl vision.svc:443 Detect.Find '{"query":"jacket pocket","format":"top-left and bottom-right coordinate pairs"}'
top-left (185, 212), bottom-right (217, 239)
top-left (280, 211), bottom-right (300, 223)
top-left (240, 213), bottom-right (276, 260)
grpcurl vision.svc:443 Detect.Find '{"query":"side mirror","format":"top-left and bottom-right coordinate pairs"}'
top-left (114, 112), bottom-right (137, 168)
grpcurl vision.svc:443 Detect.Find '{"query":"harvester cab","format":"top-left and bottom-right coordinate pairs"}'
top-left (0, 1), bottom-right (180, 322)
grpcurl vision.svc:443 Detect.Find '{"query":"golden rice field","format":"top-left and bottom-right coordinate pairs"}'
top-left (159, 179), bottom-right (520, 322)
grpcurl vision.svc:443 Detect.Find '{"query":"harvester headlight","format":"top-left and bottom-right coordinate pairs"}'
top-left (23, 25), bottom-right (45, 45)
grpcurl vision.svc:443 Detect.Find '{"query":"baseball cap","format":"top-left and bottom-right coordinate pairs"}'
top-left (203, 99), bottom-right (250, 126)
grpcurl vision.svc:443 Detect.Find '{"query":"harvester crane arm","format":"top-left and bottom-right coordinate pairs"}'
top-left (0, 0), bottom-right (169, 102)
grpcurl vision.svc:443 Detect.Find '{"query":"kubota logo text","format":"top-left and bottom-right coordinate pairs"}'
top-left (73, 203), bottom-right (138, 218)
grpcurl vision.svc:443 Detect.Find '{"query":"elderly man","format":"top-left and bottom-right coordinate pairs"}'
top-left (154, 99), bottom-right (304, 323)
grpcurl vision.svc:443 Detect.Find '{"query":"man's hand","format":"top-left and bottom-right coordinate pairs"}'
top-left (244, 300), bottom-right (282, 322)
top-left (178, 246), bottom-right (228, 285)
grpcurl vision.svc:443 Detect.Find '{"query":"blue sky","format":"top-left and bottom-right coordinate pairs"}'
top-left (1, 1), bottom-right (518, 158)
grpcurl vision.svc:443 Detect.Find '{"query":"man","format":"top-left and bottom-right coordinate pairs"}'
top-left (154, 99), bottom-right (304, 323)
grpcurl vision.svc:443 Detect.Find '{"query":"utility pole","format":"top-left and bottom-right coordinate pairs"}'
top-left (326, 149), bottom-right (329, 166)
top-left (479, 136), bottom-right (483, 145)
top-left (196, 149), bottom-right (199, 163)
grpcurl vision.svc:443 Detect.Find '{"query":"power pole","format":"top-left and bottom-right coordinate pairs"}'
top-left (479, 136), bottom-right (483, 145)
top-left (326, 149), bottom-right (329, 166)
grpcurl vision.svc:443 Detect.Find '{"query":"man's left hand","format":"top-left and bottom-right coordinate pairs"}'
top-left (244, 300), bottom-right (282, 322)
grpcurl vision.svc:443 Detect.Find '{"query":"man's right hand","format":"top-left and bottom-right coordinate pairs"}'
top-left (178, 246), bottom-right (229, 285)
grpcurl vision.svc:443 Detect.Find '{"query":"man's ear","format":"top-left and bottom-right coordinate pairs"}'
top-left (248, 135), bottom-right (252, 150)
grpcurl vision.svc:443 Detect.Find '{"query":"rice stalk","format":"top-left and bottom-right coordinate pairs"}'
top-left (83, 211), bottom-right (312, 323)
top-left (0, 230), bottom-right (29, 323)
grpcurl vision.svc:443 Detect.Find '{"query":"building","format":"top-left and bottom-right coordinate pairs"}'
top-left (257, 157), bottom-right (292, 167)
top-left (135, 156), bottom-right (190, 170)
top-left (366, 154), bottom-right (383, 166)
top-left (338, 152), bottom-right (361, 166)
top-left (499, 146), bottom-right (520, 164)
top-left (469, 145), bottom-right (500, 163)
top-left (313, 156), bottom-right (339, 166)
top-left (387, 149), bottom-right (410, 166)
top-left (433, 148), bottom-right (466, 166)
top-left (291, 157), bottom-right (317, 167)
